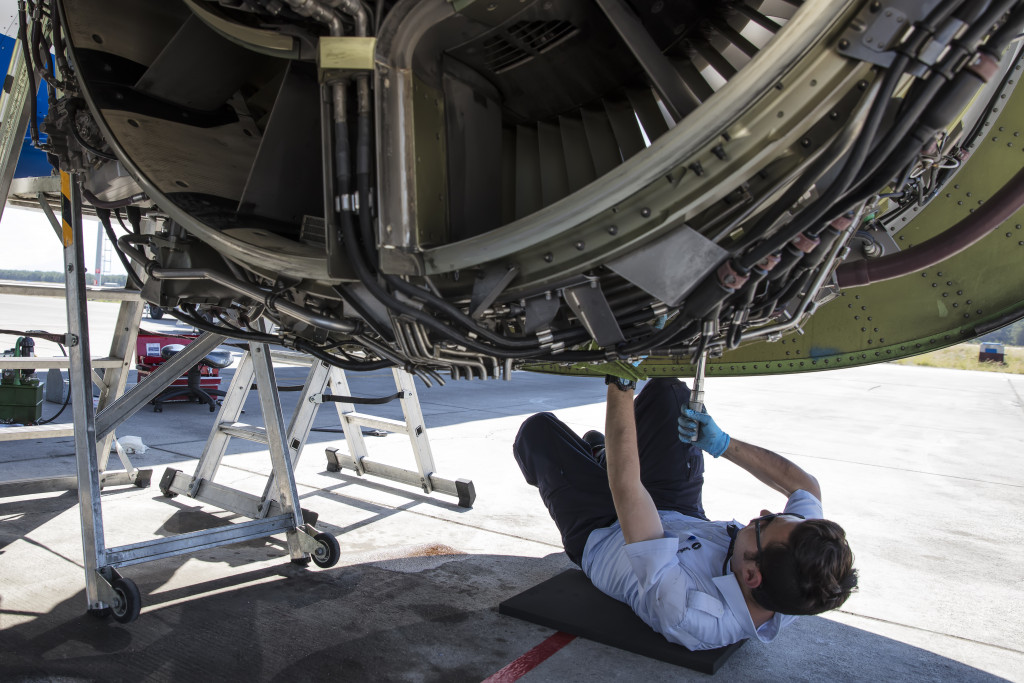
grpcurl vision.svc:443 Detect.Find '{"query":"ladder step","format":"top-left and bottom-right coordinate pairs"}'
top-left (325, 447), bottom-right (476, 508)
top-left (0, 423), bottom-right (75, 441)
top-left (159, 468), bottom-right (318, 525)
top-left (341, 413), bottom-right (410, 435)
top-left (216, 421), bottom-right (269, 444)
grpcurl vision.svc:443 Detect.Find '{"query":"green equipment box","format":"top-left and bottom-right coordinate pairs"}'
top-left (0, 383), bottom-right (44, 423)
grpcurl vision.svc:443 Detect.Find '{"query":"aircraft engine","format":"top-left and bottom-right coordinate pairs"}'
top-left (20, 0), bottom-right (1024, 381)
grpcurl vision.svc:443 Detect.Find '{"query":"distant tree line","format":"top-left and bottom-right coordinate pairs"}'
top-left (977, 318), bottom-right (1024, 347)
top-left (0, 269), bottom-right (127, 286)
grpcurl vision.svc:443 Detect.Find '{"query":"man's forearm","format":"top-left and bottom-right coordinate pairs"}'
top-left (604, 385), bottom-right (663, 543)
top-left (605, 386), bottom-right (641, 492)
top-left (721, 437), bottom-right (821, 501)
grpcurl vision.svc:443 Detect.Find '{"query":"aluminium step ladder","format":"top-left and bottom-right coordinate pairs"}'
top-left (160, 348), bottom-right (475, 512)
top-left (323, 366), bottom-right (475, 508)
top-left (157, 346), bottom-right (332, 522)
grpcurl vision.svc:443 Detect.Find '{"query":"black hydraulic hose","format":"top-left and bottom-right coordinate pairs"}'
top-left (741, 0), bottom-right (1010, 269)
top-left (294, 338), bottom-right (394, 371)
top-left (96, 208), bottom-right (144, 290)
top-left (83, 187), bottom-right (145, 209)
top-left (169, 306), bottom-right (279, 345)
top-left (331, 285), bottom-right (395, 342)
top-left (956, 0), bottom-right (1020, 49)
top-left (29, 10), bottom-right (63, 93)
top-left (340, 133), bottom-right (535, 360)
top-left (49, 6), bottom-right (71, 83)
top-left (354, 101), bottom-right (378, 271)
top-left (125, 206), bottom-right (143, 234)
top-left (983, 2), bottom-right (1024, 54)
top-left (382, 274), bottom-right (558, 351)
top-left (70, 124), bottom-right (117, 161)
top-left (343, 209), bottom-right (545, 359)
top-left (831, 51), bottom-right (999, 223)
top-left (737, 54), bottom-right (910, 268)
top-left (17, 2), bottom-right (40, 148)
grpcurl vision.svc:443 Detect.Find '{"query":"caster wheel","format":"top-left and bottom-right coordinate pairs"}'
top-left (310, 532), bottom-right (340, 569)
top-left (290, 556), bottom-right (311, 566)
top-left (109, 577), bottom-right (142, 624)
top-left (88, 606), bottom-right (111, 619)
top-left (154, 406), bottom-right (162, 413)
top-left (160, 488), bottom-right (177, 499)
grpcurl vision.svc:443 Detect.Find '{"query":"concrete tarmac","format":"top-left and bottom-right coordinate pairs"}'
top-left (0, 303), bottom-right (1021, 681)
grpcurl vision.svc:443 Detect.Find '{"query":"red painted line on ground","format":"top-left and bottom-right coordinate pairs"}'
top-left (482, 632), bottom-right (577, 683)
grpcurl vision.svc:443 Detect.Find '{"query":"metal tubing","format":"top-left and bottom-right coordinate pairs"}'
top-left (740, 202), bottom-right (866, 343)
top-left (103, 515), bottom-right (297, 568)
top-left (145, 265), bottom-right (360, 334)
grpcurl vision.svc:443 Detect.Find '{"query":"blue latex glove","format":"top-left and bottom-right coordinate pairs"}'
top-left (678, 407), bottom-right (731, 457)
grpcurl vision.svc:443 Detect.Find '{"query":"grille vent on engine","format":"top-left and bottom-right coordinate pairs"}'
top-left (300, 215), bottom-right (326, 247)
top-left (483, 20), bottom-right (578, 73)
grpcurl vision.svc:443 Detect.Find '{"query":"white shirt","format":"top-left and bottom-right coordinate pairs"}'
top-left (581, 489), bottom-right (824, 650)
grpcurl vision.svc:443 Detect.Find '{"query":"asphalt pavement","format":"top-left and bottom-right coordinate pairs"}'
top-left (0, 293), bottom-right (1021, 681)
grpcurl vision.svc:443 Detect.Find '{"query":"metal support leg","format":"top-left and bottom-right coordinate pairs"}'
top-left (258, 358), bottom-right (332, 514)
top-left (96, 298), bottom-right (144, 476)
top-left (63, 171), bottom-right (107, 612)
top-left (393, 368), bottom-right (438, 493)
top-left (187, 350), bottom-right (257, 497)
top-left (249, 343), bottom-right (308, 560)
top-left (95, 332), bottom-right (226, 441)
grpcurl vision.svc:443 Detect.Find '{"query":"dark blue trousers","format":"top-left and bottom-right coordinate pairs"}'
top-left (513, 378), bottom-right (707, 565)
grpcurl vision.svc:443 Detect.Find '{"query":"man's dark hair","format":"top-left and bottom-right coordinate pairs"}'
top-left (751, 519), bottom-right (858, 616)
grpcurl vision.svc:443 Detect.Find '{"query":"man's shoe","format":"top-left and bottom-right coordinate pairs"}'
top-left (582, 430), bottom-right (605, 453)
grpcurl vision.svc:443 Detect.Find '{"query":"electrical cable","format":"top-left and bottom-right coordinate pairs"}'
top-left (35, 340), bottom-right (70, 425)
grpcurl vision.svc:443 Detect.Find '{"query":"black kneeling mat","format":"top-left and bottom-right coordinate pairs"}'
top-left (499, 569), bottom-right (744, 674)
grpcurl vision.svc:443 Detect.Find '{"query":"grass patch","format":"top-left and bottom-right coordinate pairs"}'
top-left (892, 343), bottom-right (1024, 374)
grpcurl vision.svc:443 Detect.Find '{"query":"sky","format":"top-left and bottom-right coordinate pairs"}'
top-left (0, 205), bottom-right (126, 275)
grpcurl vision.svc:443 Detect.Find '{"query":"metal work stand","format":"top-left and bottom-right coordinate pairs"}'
top-left (324, 366), bottom-right (476, 508)
top-left (157, 347), bottom-right (328, 531)
top-left (57, 173), bottom-right (338, 624)
top-left (160, 348), bottom-right (474, 524)
top-left (0, 284), bottom-right (150, 497)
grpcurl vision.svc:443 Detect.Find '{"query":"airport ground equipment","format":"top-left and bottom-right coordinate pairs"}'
top-left (322, 366), bottom-right (476, 508)
top-left (160, 347), bottom-right (475, 520)
top-left (0, 282), bottom-right (150, 497)
top-left (50, 171), bottom-right (338, 624)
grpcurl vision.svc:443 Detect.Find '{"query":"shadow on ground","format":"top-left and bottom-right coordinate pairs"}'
top-left (0, 496), bottom-right (1005, 683)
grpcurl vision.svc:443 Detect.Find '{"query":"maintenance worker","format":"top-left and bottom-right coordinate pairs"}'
top-left (513, 376), bottom-right (857, 650)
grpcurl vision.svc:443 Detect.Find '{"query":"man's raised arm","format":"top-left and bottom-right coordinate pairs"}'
top-left (604, 381), bottom-right (664, 544)
top-left (678, 408), bottom-right (821, 501)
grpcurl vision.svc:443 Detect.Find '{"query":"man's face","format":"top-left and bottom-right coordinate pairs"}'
top-left (731, 509), bottom-right (805, 580)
